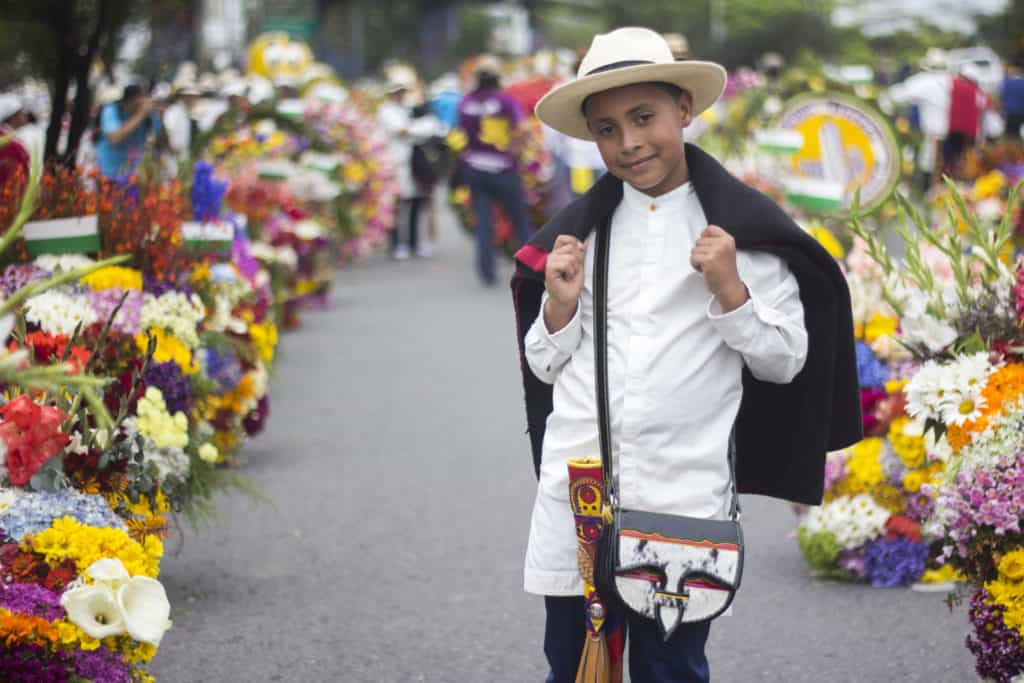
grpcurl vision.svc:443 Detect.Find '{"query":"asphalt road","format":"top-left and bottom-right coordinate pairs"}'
top-left (151, 214), bottom-right (977, 683)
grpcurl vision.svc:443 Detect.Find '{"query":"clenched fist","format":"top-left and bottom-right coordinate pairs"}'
top-left (690, 225), bottom-right (749, 312)
top-left (544, 235), bottom-right (586, 332)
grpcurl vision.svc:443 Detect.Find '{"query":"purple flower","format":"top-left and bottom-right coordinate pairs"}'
top-left (191, 161), bottom-right (228, 222)
top-left (905, 493), bottom-right (934, 523)
top-left (0, 642), bottom-right (71, 682)
top-left (837, 548), bottom-right (867, 580)
top-left (0, 582), bottom-right (64, 621)
top-left (143, 360), bottom-right (193, 415)
top-left (87, 287), bottom-right (143, 336)
top-left (856, 341), bottom-right (889, 389)
top-left (202, 346), bottom-right (243, 393)
top-left (864, 537), bottom-right (929, 587)
top-left (937, 451), bottom-right (1024, 560)
top-left (824, 457), bottom-right (846, 492)
top-left (0, 264), bottom-right (49, 298)
top-left (72, 648), bottom-right (132, 683)
top-left (967, 587), bottom-right (1024, 682)
top-left (143, 273), bottom-right (193, 298)
top-left (243, 395), bottom-right (270, 436)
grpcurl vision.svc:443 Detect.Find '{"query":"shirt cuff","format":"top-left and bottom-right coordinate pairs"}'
top-left (541, 299), bottom-right (583, 354)
top-left (706, 288), bottom-right (782, 349)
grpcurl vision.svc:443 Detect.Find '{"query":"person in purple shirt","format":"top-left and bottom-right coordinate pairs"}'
top-left (458, 59), bottom-right (532, 286)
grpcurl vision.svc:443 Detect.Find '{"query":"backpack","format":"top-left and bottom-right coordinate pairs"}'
top-left (411, 135), bottom-right (452, 188)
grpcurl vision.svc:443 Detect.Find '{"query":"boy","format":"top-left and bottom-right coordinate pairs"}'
top-left (510, 28), bottom-right (862, 682)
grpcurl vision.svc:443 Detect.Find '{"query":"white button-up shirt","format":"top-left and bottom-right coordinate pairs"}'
top-left (522, 180), bottom-right (808, 596)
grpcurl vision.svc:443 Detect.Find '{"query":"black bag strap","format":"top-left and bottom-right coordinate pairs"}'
top-left (592, 216), bottom-right (741, 520)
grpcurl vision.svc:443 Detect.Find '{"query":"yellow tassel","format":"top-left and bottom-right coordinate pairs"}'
top-left (575, 632), bottom-right (611, 683)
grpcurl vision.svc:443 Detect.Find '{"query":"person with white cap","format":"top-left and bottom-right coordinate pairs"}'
top-left (95, 83), bottom-right (165, 178)
top-left (164, 79), bottom-right (201, 158)
top-left (378, 67), bottom-right (443, 260)
top-left (509, 27), bottom-right (860, 682)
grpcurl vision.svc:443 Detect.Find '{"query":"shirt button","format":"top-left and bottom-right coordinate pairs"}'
top-left (649, 203), bottom-right (657, 212)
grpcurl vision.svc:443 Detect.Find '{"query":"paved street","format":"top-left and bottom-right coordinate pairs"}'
top-left (151, 217), bottom-right (976, 683)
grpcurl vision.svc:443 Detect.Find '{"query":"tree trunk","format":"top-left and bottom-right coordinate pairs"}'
top-left (63, 0), bottom-right (111, 167)
top-left (44, 4), bottom-right (74, 163)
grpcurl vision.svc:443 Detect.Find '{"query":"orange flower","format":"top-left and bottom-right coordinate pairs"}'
top-left (0, 608), bottom-right (60, 648)
top-left (946, 363), bottom-right (1024, 452)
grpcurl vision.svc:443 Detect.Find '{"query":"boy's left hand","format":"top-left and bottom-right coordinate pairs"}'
top-left (691, 225), bottom-right (749, 312)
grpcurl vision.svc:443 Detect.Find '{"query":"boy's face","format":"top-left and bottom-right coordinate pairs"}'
top-left (584, 83), bottom-right (692, 197)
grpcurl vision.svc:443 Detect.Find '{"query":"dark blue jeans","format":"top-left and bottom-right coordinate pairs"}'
top-left (463, 166), bottom-right (531, 284)
top-left (543, 596), bottom-right (711, 683)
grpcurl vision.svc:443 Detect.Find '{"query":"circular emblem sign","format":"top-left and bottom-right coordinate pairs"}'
top-left (775, 93), bottom-right (900, 214)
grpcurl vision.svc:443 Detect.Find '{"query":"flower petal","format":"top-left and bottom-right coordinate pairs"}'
top-left (87, 557), bottom-right (130, 588)
top-left (117, 576), bottom-right (171, 646)
top-left (60, 583), bottom-right (125, 640)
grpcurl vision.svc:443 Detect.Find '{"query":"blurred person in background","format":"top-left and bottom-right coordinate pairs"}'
top-left (429, 75), bottom-right (462, 132)
top-left (164, 78), bottom-right (201, 161)
top-left (95, 83), bottom-right (165, 178)
top-left (889, 48), bottom-right (952, 191)
top-left (943, 63), bottom-right (991, 179)
top-left (379, 67), bottom-right (444, 260)
top-left (457, 57), bottom-right (531, 286)
top-left (1004, 56), bottom-right (1024, 139)
top-left (0, 95), bottom-right (30, 188)
top-left (0, 93), bottom-right (43, 159)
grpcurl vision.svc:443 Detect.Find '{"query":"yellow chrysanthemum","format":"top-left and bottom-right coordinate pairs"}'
top-left (212, 429), bottom-right (239, 456)
top-left (136, 328), bottom-right (197, 375)
top-left (76, 267), bottom-right (124, 294)
top-left (344, 161), bottom-right (367, 185)
top-left (1001, 550), bottom-right (1024, 582)
top-left (80, 266), bottom-right (143, 291)
top-left (888, 416), bottom-right (927, 469)
top-left (864, 313), bottom-right (899, 344)
top-left (903, 469), bottom-right (925, 493)
top-left (249, 320), bottom-right (279, 364)
top-left (845, 438), bottom-right (885, 491)
top-left (811, 225), bottom-right (845, 260)
top-left (871, 484), bottom-right (906, 515)
top-left (973, 170), bottom-right (1006, 201)
top-left (885, 378), bottom-right (909, 396)
top-left (29, 517), bottom-right (162, 578)
top-left (189, 262), bottom-right (211, 285)
top-left (919, 564), bottom-right (963, 584)
top-left (987, 574), bottom-right (1024, 632)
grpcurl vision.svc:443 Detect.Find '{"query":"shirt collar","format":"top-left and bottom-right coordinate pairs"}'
top-left (621, 180), bottom-right (695, 216)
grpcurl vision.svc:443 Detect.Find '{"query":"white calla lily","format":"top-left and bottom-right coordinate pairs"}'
top-left (87, 557), bottom-right (130, 588)
top-left (117, 576), bottom-right (172, 646)
top-left (60, 583), bottom-right (126, 640)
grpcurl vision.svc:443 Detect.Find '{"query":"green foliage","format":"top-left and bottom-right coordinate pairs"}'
top-left (798, 527), bottom-right (844, 577)
top-left (451, 7), bottom-right (496, 60)
top-left (532, 0), bottom-right (838, 68)
top-left (976, 0), bottom-right (1024, 60)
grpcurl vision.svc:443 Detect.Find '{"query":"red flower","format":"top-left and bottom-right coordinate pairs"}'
top-left (885, 514), bottom-right (922, 543)
top-left (11, 331), bottom-right (92, 373)
top-left (43, 560), bottom-right (76, 592)
top-left (0, 396), bottom-right (69, 486)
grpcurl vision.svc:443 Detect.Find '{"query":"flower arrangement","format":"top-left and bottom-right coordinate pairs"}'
top-left (795, 226), bottom-right (950, 587)
top-left (843, 178), bottom-right (1024, 677)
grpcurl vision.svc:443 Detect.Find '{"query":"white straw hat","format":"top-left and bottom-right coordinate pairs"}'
top-left (535, 27), bottom-right (727, 141)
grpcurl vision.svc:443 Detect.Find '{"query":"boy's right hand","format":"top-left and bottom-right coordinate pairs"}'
top-left (544, 235), bottom-right (586, 332)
